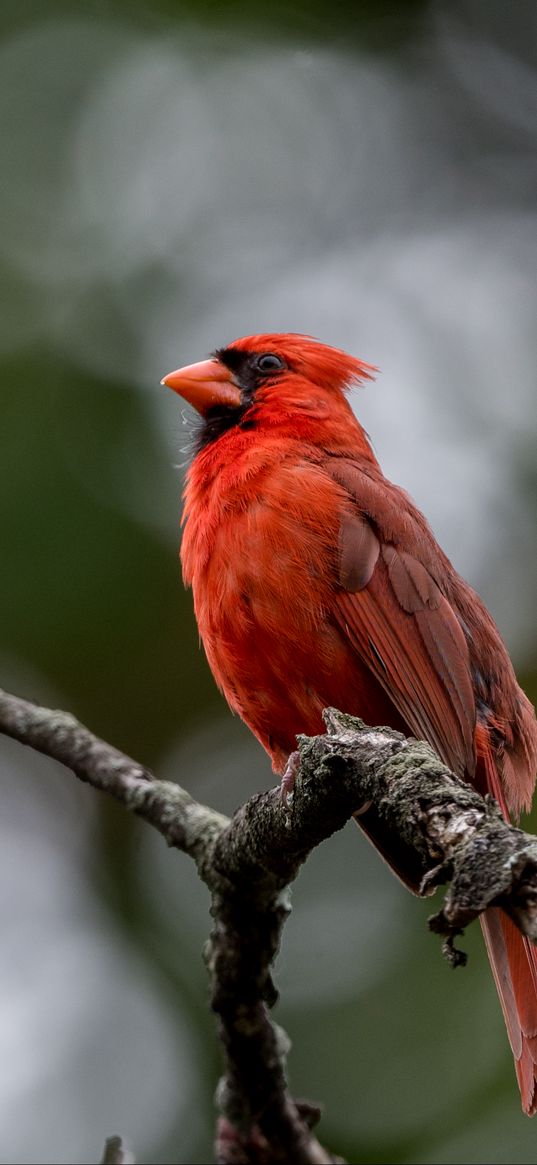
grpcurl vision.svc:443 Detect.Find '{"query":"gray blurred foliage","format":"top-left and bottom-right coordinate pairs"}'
top-left (1, 1), bottom-right (536, 1162)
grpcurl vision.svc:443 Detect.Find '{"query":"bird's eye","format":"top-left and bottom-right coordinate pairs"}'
top-left (255, 353), bottom-right (286, 374)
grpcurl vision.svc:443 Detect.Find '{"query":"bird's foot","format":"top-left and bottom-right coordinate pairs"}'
top-left (280, 750), bottom-right (300, 804)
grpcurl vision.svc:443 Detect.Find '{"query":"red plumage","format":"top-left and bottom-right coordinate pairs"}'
top-left (164, 332), bottom-right (537, 1112)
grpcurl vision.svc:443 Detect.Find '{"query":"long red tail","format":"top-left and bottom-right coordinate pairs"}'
top-left (481, 908), bottom-right (537, 1114)
top-left (477, 728), bottom-right (537, 1113)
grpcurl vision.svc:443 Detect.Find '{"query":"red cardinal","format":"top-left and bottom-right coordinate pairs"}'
top-left (163, 332), bottom-right (537, 1113)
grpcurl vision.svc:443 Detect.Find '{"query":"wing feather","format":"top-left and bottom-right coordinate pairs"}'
top-left (329, 457), bottom-right (476, 777)
top-left (327, 454), bottom-right (537, 1112)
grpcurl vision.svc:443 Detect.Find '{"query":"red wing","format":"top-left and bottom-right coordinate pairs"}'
top-left (327, 457), bottom-right (537, 1112)
top-left (327, 459), bottom-right (476, 778)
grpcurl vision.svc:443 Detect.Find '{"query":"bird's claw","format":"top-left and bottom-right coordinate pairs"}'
top-left (280, 750), bottom-right (301, 805)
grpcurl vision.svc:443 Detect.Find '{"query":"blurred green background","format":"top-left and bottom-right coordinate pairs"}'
top-left (1, 0), bottom-right (537, 1161)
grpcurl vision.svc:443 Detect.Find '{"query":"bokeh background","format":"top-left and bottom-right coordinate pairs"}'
top-left (1, 1), bottom-right (536, 1161)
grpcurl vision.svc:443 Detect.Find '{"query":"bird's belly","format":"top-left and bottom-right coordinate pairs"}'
top-left (195, 561), bottom-right (407, 772)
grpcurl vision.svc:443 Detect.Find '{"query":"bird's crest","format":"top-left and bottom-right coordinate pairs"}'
top-left (226, 332), bottom-right (376, 393)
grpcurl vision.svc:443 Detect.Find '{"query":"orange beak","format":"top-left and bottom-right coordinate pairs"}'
top-left (161, 358), bottom-right (241, 416)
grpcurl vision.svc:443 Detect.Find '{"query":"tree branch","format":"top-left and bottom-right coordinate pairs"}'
top-left (2, 687), bottom-right (537, 1163)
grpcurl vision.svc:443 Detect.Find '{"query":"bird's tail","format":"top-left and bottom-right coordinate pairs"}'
top-left (476, 725), bottom-right (537, 1114)
top-left (480, 907), bottom-right (537, 1114)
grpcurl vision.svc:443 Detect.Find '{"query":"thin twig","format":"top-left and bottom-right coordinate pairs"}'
top-left (100, 1135), bottom-right (135, 1165)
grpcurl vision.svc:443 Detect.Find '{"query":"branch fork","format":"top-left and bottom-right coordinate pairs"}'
top-left (1, 688), bottom-right (537, 1163)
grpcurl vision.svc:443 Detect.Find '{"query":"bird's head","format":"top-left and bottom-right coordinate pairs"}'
top-left (162, 333), bottom-right (376, 450)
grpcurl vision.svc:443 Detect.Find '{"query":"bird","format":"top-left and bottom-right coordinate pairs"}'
top-left (162, 331), bottom-right (537, 1113)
